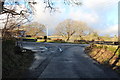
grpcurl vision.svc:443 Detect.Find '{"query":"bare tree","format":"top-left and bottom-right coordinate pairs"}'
top-left (21, 22), bottom-right (46, 36)
top-left (0, 0), bottom-right (37, 15)
top-left (55, 19), bottom-right (75, 41)
top-left (43, 0), bottom-right (82, 12)
top-left (0, 0), bottom-right (82, 15)
top-left (0, 0), bottom-right (82, 39)
top-left (111, 46), bottom-right (120, 68)
top-left (73, 21), bottom-right (90, 40)
top-left (0, 0), bottom-right (37, 39)
top-left (55, 19), bottom-right (90, 41)
top-left (1, 13), bottom-right (29, 39)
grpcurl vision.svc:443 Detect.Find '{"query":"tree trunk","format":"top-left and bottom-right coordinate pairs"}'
top-left (111, 55), bottom-right (120, 68)
top-left (111, 46), bottom-right (120, 68)
top-left (108, 46), bottom-right (120, 63)
top-left (66, 37), bottom-right (70, 41)
top-left (93, 45), bottom-right (103, 57)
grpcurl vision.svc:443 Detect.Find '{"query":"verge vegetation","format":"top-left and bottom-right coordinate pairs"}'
top-left (2, 39), bottom-right (35, 78)
top-left (85, 44), bottom-right (120, 74)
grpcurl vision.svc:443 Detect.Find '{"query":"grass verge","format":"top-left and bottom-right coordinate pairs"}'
top-left (84, 44), bottom-right (120, 75)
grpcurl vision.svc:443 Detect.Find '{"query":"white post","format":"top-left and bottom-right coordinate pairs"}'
top-left (46, 27), bottom-right (48, 36)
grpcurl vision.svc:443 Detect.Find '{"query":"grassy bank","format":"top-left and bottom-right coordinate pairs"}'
top-left (2, 39), bottom-right (35, 78)
top-left (85, 44), bottom-right (120, 74)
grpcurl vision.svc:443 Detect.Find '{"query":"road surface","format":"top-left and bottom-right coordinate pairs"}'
top-left (19, 42), bottom-right (120, 79)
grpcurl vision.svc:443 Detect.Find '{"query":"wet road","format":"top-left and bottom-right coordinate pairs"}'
top-left (20, 42), bottom-right (120, 79)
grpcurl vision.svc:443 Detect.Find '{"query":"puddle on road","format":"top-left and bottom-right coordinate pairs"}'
top-left (21, 44), bottom-right (58, 70)
top-left (21, 46), bottom-right (50, 70)
top-left (23, 46), bottom-right (48, 52)
top-left (35, 54), bottom-right (44, 60)
top-left (29, 53), bottom-right (47, 70)
top-left (23, 46), bottom-right (33, 50)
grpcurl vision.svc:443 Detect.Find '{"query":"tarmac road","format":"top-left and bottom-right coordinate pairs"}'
top-left (20, 42), bottom-right (120, 79)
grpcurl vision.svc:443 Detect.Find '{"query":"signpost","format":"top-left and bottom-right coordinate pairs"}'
top-left (44, 26), bottom-right (48, 42)
top-left (44, 36), bottom-right (47, 42)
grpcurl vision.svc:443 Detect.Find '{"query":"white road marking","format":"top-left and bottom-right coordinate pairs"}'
top-left (59, 47), bottom-right (62, 52)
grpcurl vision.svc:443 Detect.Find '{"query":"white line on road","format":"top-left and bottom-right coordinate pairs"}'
top-left (59, 47), bottom-right (62, 52)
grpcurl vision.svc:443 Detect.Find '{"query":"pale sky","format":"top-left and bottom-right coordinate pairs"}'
top-left (0, 0), bottom-right (119, 36)
top-left (32, 0), bottom-right (119, 36)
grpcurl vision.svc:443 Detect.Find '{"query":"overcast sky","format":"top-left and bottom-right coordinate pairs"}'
top-left (31, 0), bottom-right (119, 36)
